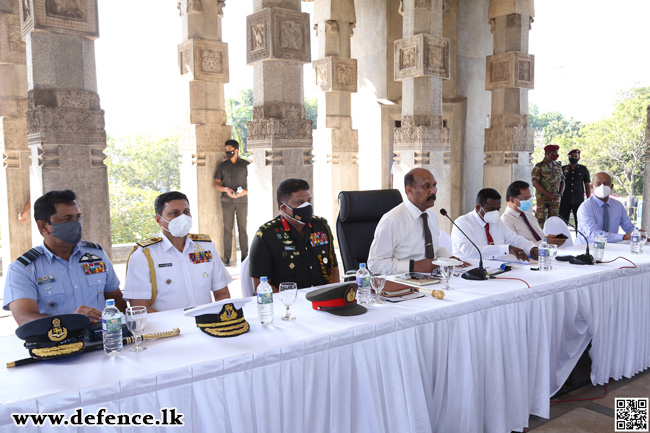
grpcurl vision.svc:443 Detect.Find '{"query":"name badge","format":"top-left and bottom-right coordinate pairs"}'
top-left (158, 263), bottom-right (173, 267)
top-left (189, 251), bottom-right (212, 264)
top-left (82, 262), bottom-right (106, 275)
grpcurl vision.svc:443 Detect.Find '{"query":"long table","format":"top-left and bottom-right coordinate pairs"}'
top-left (1, 244), bottom-right (649, 433)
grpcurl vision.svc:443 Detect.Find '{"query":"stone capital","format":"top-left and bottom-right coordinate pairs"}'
top-left (246, 7), bottom-right (311, 64)
top-left (487, 0), bottom-right (534, 20)
top-left (484, 125), bottom-right (534, 152)
top-left (0, 13), bottom-right (26, 64)
top-left (393, 122), bottom-right (450, 152)
top-left (178, 39), bottom-right (229, 83)
top-left (247, 117), bottom-right (313, 142)
top-left (0, 115), bottom-right (28, 151)
top-left (394, 33), bottom-right (449, 81)
top-left (485, 51), bottom-right (534, 90)
top-left (313, 56), bottom-right (357, 93)
top-left (20, 0), bottom-right (99, 40)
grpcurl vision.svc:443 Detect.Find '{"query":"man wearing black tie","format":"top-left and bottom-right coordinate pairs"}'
top-left (452, 188), bottom-right (538, 262)
top-left (501, 181), bottom-right (566, 246)
top-left (368, 168), bottom-right (466, 274)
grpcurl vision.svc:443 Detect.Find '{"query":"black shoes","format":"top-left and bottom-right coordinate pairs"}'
top-left (223, 259), bottom-right (231, 267)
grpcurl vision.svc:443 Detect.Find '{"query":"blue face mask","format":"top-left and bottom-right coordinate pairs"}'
top-left (517, 198), bottom-right (533, 212)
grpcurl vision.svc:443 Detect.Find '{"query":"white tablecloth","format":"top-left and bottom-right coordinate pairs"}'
top-left (1, 244), bottom-right (649, 433)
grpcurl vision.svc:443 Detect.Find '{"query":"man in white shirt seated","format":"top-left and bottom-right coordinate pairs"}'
top-left (501, 180), bottom-right (565, 246)
top-left (577, 172), bottom-right (635, 243)
top-left (452, 188), bottom-right (538, 261)
top-left (368, 168), bottom-right (466, 274)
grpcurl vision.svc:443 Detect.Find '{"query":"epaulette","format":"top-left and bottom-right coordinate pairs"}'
top-left (136, 237), bottom-right (163, 248)
top-left (188, 233), bottom-right (211, 242)
top-left (311, 215), bottom-right (327, 224)
top-left (256, 217), bottom-right (282, 237)
top-left (80, 240), bottom-right (103, 250)
top-left (16, 248), bottom-right (42, 267)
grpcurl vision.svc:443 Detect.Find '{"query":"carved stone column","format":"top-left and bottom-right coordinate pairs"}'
top-left (20, 0), bottom-right (111, 256)
top-left (0, 0), bottom-right (30, 266)
top-left (393, 0), bottom-right (451, 231)
top-left (177, 0), bottom-right (231, 258)
top-left (483, 0), bottom-right (535, 198)
top-left (641, 106), bottom-right (650, 232)
top-left (312, 0), bottom-right (358, 229)
top-left (246, 0), bottom-right (312, 230)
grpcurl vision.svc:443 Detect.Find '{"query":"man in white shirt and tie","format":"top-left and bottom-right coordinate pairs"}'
top-left (501, 180), bottom-right (566, 246)
top-left (368, 168), bottom-right (465, 274)
top-left (452, 188), bottom-right (538, 261)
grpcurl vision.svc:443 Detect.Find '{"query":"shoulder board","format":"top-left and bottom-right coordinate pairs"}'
top-left (80, 240), bottom-right (103, 250)
top-left (257, 217), bottom-right (282, 236)
top-left (136, 237), bottom-right (163, 248)
top-left (311, 215), bottom-right (328, 224)
top-left (16, 248), bottom-right (42, 267)
top-left (188, 233), bottom-right (211, 242)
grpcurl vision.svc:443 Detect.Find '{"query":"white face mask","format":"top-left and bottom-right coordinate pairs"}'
top-left (162, 214), bottom-right (193, 238)
top-left (481, 207), bottom-right (500, 224)
top-left (594, 184), bottom-right (612, 199)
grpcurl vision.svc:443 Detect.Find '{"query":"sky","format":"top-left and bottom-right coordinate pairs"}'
top-left (94, 0), bottom-right (650, 136)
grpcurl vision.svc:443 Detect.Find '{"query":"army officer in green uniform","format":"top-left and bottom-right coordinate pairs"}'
top-left (532, 144), bottom-right (565, 226)
top-left (249, 178), bottom-right (340, 292)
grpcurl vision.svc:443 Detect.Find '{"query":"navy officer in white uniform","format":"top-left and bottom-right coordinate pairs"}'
top-left (123, 191), bottom-right (232, 312)
top-left (3, 190), bottom-right (125, 325)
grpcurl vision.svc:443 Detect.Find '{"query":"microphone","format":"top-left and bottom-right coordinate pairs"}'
top-left (544, 203), bottom-right (594, 265)
top-left (440, 209), bottom-right (488, 280)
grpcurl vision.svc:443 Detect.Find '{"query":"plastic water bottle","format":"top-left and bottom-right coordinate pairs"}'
top-left (631, 226), bottom-right (641, 254)
top-left (593, 231), bottom-right (607, 262)
top-left (356, 263), bottom-right (371, 304)
top-left (538, 238), bottom-right (550, 271)
top-left (102, 299), bottom-right (122, 355)
top-left (257, 276), bottom-right (274, 325)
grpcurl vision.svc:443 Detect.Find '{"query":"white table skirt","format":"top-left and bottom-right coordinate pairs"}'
top-left (1, 244), bottom-right (649, 433)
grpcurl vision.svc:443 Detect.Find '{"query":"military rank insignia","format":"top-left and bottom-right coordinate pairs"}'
top-left (309, 231), bottom-right (329, 247)
top-left (81, 262), bottom-right (106, 275)
top-left (189, 251), bottom-right (212, 264)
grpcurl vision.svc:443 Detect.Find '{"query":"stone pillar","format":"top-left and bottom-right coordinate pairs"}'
top-left (177, 0), bottom-right (231, 258)
top-left (20, 0), bottom-right (111, 256)
top-left (483, 0), bottom-right (535, 198)
top-left (393, 0), bottom-right (451, 231)
top-left (641, 106), bottom-right (650, 232)
top-left (312, 0), bottom-right (358, 228)
top-left (246, 0), bottom-right (312, 232)
top-left (0, 0), bottom-right (30, 266)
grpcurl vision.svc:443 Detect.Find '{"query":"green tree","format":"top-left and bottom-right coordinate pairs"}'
top-left (579, 87), bottom-right (650, 197)
top-left (305, 97), bottom-right (318, 129)
top-left (226, 88), bottom-right (253, 154)
top-left (529, 103), bottom-right (583, 163)
top-left (106, 134), bottom-right (181, 244)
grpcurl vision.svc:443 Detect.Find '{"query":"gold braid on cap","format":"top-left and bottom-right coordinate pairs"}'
top-left (203, 322), bottom-right (249, 336)
top-left (30, 342), bottom-right (84, 358)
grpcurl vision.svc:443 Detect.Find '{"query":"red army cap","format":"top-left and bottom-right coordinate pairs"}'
top-left (567, 149), bottom-right (581, 155)
top-left (544, 144), bottom-right (559, 153)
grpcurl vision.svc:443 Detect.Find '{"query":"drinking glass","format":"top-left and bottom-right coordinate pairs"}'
top-left (548, 244), bottom-right (558, 269)
top-left (440, 264), bottom-right (455, 290)
top-left (125, 306), bottom-right (147, 351)
top-left (370, 271), bottom-right (387, 304)
top-left (637, 230), bottom-right (647, 252)
top-left (279, 282), bottom-right (298, 320)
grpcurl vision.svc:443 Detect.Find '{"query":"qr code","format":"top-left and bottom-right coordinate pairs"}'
top-left (615, 398), bottom-right (649, 432)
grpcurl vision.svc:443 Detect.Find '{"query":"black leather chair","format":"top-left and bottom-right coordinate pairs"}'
top-left (336, 189), bottom-right (403, 273)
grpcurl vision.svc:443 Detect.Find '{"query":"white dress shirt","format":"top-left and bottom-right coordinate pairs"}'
top-left (368, 199), bottom-right (449, 274)
top-left (124, 233), bottom-right (233, 311)
top-left (500, 207), bottom-right (544, 245)
top-left (452, 210), bottom-right (536, 260)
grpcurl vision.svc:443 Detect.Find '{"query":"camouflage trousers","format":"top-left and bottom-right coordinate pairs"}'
top-left (535, 195), bottom-right (561, 227)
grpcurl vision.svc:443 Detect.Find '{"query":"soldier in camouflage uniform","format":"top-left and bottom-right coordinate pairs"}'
top-left (531, 144), bottom-right (565, 226)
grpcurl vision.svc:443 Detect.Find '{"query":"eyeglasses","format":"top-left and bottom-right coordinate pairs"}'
top-left (515, 196), bottom-right (532, 201)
